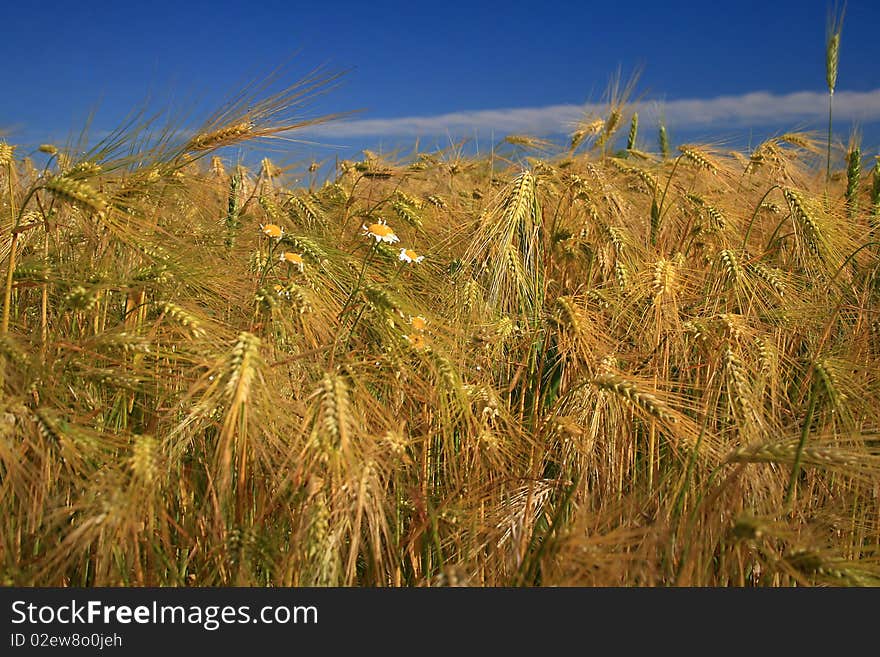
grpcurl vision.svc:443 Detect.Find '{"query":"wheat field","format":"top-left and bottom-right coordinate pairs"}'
top-left (1, 61), bottom-right (880, 587)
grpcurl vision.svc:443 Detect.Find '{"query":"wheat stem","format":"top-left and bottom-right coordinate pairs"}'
top-left (785, 378), bottom-right (819, 509)
top-left (826, 93), bottom-right (834, 184)
top-left (1, 233), bottom-right (17, 335)
top-left (825, 6), bottom-right (844, 182)
top-left (742, 185), bottom-right (782, 251)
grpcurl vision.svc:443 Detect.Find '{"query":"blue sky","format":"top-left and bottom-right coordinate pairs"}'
top-left (3, 0), bottom-right (879, 159)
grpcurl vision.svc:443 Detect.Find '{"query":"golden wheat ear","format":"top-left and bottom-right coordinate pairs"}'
top-left (182, 66), bottom-right (353, 159)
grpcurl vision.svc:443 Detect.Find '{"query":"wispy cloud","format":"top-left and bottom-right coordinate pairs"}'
top-left (303, 89), bottom-right (880, 138)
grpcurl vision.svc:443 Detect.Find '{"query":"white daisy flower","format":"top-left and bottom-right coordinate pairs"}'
top-left (362, 219), bottom-right (399, 244)
top-left (279, 252), bottom-right (305, 272)
top-left (260, 223), bottom-right (284, 239)
top-left (398, 248), bottom-right (424, 264)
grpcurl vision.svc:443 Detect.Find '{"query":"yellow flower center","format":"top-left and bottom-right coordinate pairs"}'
top-left (368, 223), bottom-right (394, 237)
top-left (404, 249), bottom-right (419, 260)
top-left (262, 224), bottom-right (283, 238)
top-left (411, 316), bottom-right (427, 331)
top-left (282, 252), bottom-right (304, 264)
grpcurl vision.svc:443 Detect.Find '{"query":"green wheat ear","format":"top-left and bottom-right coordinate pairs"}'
top-left (845, 142), bottom-right (861, 218)
top-left (658, 121), bottom-right (670, 159)
top-left (627, 113), bottom-right (639, 151)
top-left (826, 20), bottom-right (841, 94)
top-left (825, 3), bottom-right (845, 182)
top-left (872, 157), bottom-right (880, 222)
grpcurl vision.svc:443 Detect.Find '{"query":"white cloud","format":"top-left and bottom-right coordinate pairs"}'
top-left (301, 88), bottom-right (880, 138)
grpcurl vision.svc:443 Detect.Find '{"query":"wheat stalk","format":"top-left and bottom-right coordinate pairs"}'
top-left (0, 143), bottom-right (15, 167)
top-left (155, 301), bottom-right (207, 338)
top-left (188, 122), bottom-right (255, 152)
top-left (687, 193), bottom-right (726, 230)
top-left (825, 4), bottom-right (845, 181)
top-left (596, 109), bottom-right (622, 152)
top-left (813, 358), bottom-right (845, 411)
top-left (592, 373), bottom-right (676, 423)
top-left (613, 260), bottom-right (630, 292)
top-left (679, 145), bottom-right (719, 175)
top-left (783, 188), bottom-right (825, 259)
top-left (319, 372), bottom-right (352, 457)
top-left (392, 199), bottom-right (423, 228)
top-left (289, 194), bottom-right (326, 228)
top-left (553, 295), bottom-right (585, 335)
top-left (652, 258), bottom-right (677, 302)
top-left (44, 176), bottom-right (108, 216)
top-left (718, 249), bottom-right (742, 285)
top-left (729, 440), bottom-right (865, 470)
top-left (723, 346), bottom-right (756, 427)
